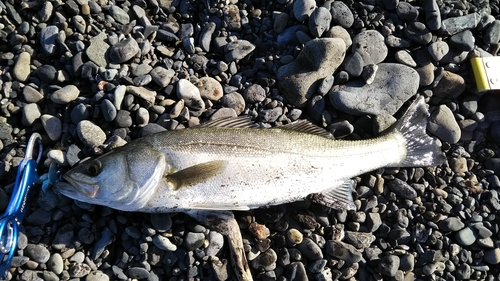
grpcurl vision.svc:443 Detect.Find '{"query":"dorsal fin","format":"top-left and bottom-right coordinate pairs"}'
top-left (196, 116), bottom-right (258, 129)
top-left (280, 120), bottom-right (334, 138)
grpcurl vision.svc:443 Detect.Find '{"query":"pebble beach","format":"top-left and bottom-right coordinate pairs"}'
top-left (1, 0), bottom-right (500, 280)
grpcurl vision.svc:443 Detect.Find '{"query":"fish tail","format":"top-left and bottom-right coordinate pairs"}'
top-left (393, 96), bottom-right (445, 167)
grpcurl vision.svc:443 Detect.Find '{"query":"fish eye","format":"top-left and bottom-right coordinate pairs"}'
top-left (86, 160), bottom-right (102, 176)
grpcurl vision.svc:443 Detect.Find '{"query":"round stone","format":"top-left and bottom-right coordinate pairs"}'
top-left (352, 30), bottom-right (387, 66)
top-left (47, 253), bottom-right (63, 275)
top-left (197, 77), bottom-right (223, 101)
top-left (177, 79), bottom-right (205, 113)
top-left (101, 99), bottom-right (117, 122)
top-left (293, 0), bottom-right (316, 21)
top-left (109, 38), bottom-right (140, 63)
top-left (438, 217), bottom-right (465, 232)
top-left (40, 25), bottom-right (58, 55)
top-left (13, 52), bottom-right (31, 82)
top-left (484, 248), bottom-right (500, 264)
top-left (455, 226), bottom-right (477, 246)
top-left (221, 92), bottom-right (245, 115)
top-left (244, 84), bottom-right (266, 103)
top-left (25, 244), bottom-right (50, 264)
top-left (76, 120), bottom-right (107, 147)
top-left (184, 232), bottom-right (206, 251)
top-left (51, 85), bottom-right (80, 104)
top-left (286, 228), bottom-right (303, 245)
top-left (22, 86), bottom-right (44, 103)
top-left (21, 103), bottom-right (41, 126)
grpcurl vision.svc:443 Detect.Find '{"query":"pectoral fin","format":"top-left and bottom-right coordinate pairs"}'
top-left (307, 179), bottom-right (356, 210)
top-left (166, 160), bottom-right (227, 190)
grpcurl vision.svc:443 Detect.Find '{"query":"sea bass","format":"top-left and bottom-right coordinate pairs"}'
top-left (55, 96), bottom-right (444, 213)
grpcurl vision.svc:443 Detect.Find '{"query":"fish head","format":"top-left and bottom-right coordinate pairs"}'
top-left (55, 144), bottom-right (167, 211)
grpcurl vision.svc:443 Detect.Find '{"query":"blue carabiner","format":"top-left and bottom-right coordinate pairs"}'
top-left (0, 133), bottom-right (42, 279)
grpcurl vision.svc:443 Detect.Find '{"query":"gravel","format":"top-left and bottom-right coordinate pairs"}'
top-left (1, 0), bottom-right (500, 280)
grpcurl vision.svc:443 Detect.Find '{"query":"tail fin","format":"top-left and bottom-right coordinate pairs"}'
top-left (394, 96), bottom-right (445, 167)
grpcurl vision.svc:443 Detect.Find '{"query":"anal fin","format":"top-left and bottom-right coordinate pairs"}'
top-left (307, 180), bottom-right (356, 210)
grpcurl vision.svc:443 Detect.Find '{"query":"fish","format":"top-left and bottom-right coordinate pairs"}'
top-left (53, 96), bottom-right (444, 281)
top-left (54, 96), bottom-right (444, 213)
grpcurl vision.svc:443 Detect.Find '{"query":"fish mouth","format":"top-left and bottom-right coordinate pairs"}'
top-left (62, 174), bottom-right (99, 198)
